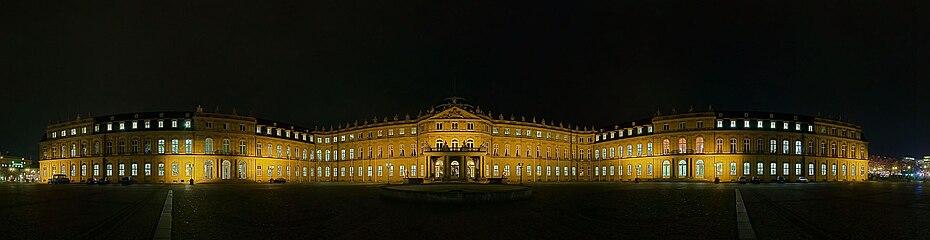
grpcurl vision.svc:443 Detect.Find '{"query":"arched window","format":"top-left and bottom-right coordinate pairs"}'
top-left (729, 138), bottom-right (737, 153)
top-left (678, 160), bottom-right (688, 177)
top-left (276, 145), bottom-right (282, 158)
top-left (820, 141), bottom-right (826, 156)
top-left (841, 143), bottom-right (847, 157)
top-left (465, 139), bottom-right (475, 148)
top-left (222, 139), bottom-right (230, 154)
top-left (695, 137), bottom-right (704, 153)
top-left (204, 161), bottom-right (214, 179)
top-left (435, 139), bottom-right (444, 149)
top-left (662, 139), bottom-right (670, 154)
top-left (696, 160), bottom-right (705, 177)
top-left (325, 150), bottom-right (331, 161)
top-left (715, 138), bottom-right (723, 153)
top-left (450, 139), bottom-right (459, 149)
top-left (678, 138), bottom-right (687, 153)
top-left (662, 160), bottom-right (671, 177)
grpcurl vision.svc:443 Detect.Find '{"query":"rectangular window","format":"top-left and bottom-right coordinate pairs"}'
top-left (770, 162), bottom-right (777, 175)
top-left (730, 162), bottom-right (737, 175)
top-left (757, 162), bottom-right (763, 175)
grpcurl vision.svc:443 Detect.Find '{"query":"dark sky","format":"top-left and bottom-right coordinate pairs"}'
top-left (1, 1), bottom-right (927, 159)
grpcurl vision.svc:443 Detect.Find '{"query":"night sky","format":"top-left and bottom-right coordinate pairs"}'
top-left (1, 1), bottom-right (926, 159)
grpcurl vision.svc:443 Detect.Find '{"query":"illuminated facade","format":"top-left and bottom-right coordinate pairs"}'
top-left (38, 98), bottom-right (869, 183)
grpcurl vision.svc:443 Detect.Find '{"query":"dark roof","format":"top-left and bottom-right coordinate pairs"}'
top-left (713, 111), bottom-right (815, 122)
top-left (93, 111), bottom-right (192, 122)
top-left (255, 118), bottom-right (313, 133)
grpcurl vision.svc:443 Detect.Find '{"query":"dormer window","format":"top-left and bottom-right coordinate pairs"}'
top-left (795, 123), bottom-right (801, 131)
top-left (171, 119), bottom-right (178, 128)
top-left (637, 127), bottom-right (642, 134)
top-left (107, 123), bottom-right (113, 131)
top-left (716, 120), bottom-right (723, 128)
top-left (158, 120), bottom-right (164, 128)
top-left (184, 120), bottom-right (191, 128)
top-left (144, 120), bottom-right (150, 128)
top-left (808, 125), bottom-right (813, 132)
top-left (276, 129), bottom-right (281, 136)
top-left (132, 121), bottom-right (138, 129)
top-left (783, 122), bottom-right (788, 129)
top-left (770, 122), bottom-right (776, 129)
top-left (730, 120), bottom-right (736, 128)
top-left (119, 122), bottom-right (125, 130)
top-left (81, 127), bottom-right (87, 134)
top-left (256, 126), bottom-right (261, 133)
top-left (267, 128), bottom-right (272, 135)
top-left (647, 126), bottom-right (653, 133)
top-left (757, 120), bottom-right (763, 128)
top-left (71, 128), bottom-right (76, 135)
top-left (744, 120), bottom-right (750, 127)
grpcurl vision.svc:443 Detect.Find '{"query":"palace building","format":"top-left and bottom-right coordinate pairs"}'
top-left (37, 98), bottom-right (869, 184)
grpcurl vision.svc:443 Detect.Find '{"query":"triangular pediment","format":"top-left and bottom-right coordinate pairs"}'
top-left (427, 106), bottom-right (483, 120)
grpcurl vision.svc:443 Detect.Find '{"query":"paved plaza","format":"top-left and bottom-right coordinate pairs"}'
top-left (3, 182), bottom-right (928, 239)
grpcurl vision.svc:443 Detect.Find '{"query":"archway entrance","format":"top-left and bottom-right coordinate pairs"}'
top-left (451, 160), bottom-right (460, 179)
top-left (221, 160), bottom-right (231, 179)
top-left (467, 160), bottom-right (475, 179)
top-left (238, 161), bottom-right (247, 179)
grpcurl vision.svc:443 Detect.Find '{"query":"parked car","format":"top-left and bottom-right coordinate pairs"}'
top-left (774, 176), bottom-right (787, 183)
top-left (796, 176), bottom-right (810, 183)
top-left (97, 177), bottom-right (112, 185)
top-left (86, 178), bottom-right (98, 184)
top-left (120, 177), bottom-right (134, 185)
top-left (750, 176), bottom-right (762, 184)
top-left (738, 176), bottom-right (748, 184)
top-left (272, 178), bottom-right (287, 183)
top-left (49, 174), bottom-right (70, 184)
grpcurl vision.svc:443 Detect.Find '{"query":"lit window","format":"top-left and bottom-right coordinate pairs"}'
top-left (144, 120), bottom-right (150, 128)
top-left (795, 123), bottom-right (801, 131)
top-left (171, 120), bottom-right (178, 128)
top-left (716, 120), bottom-right (723, 128)
top-left (757, 120), bottom-right (763, 128)
top-left (783, 122), bottom-right (788, 129)
top-left (119, 122), bottom-right (125, 130)
top-left (107, 123), bottom-right (113, 131)
top-left (730, 120), bottom-right (736, 128)
top-left (132, 121), bottom-right (138, 129)
top-left (770, 122), bottom-right (776, 129)
top-left (184, 120), bottom-right (191, 128)
top-left (158, 120), bottom-right (164, 128)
